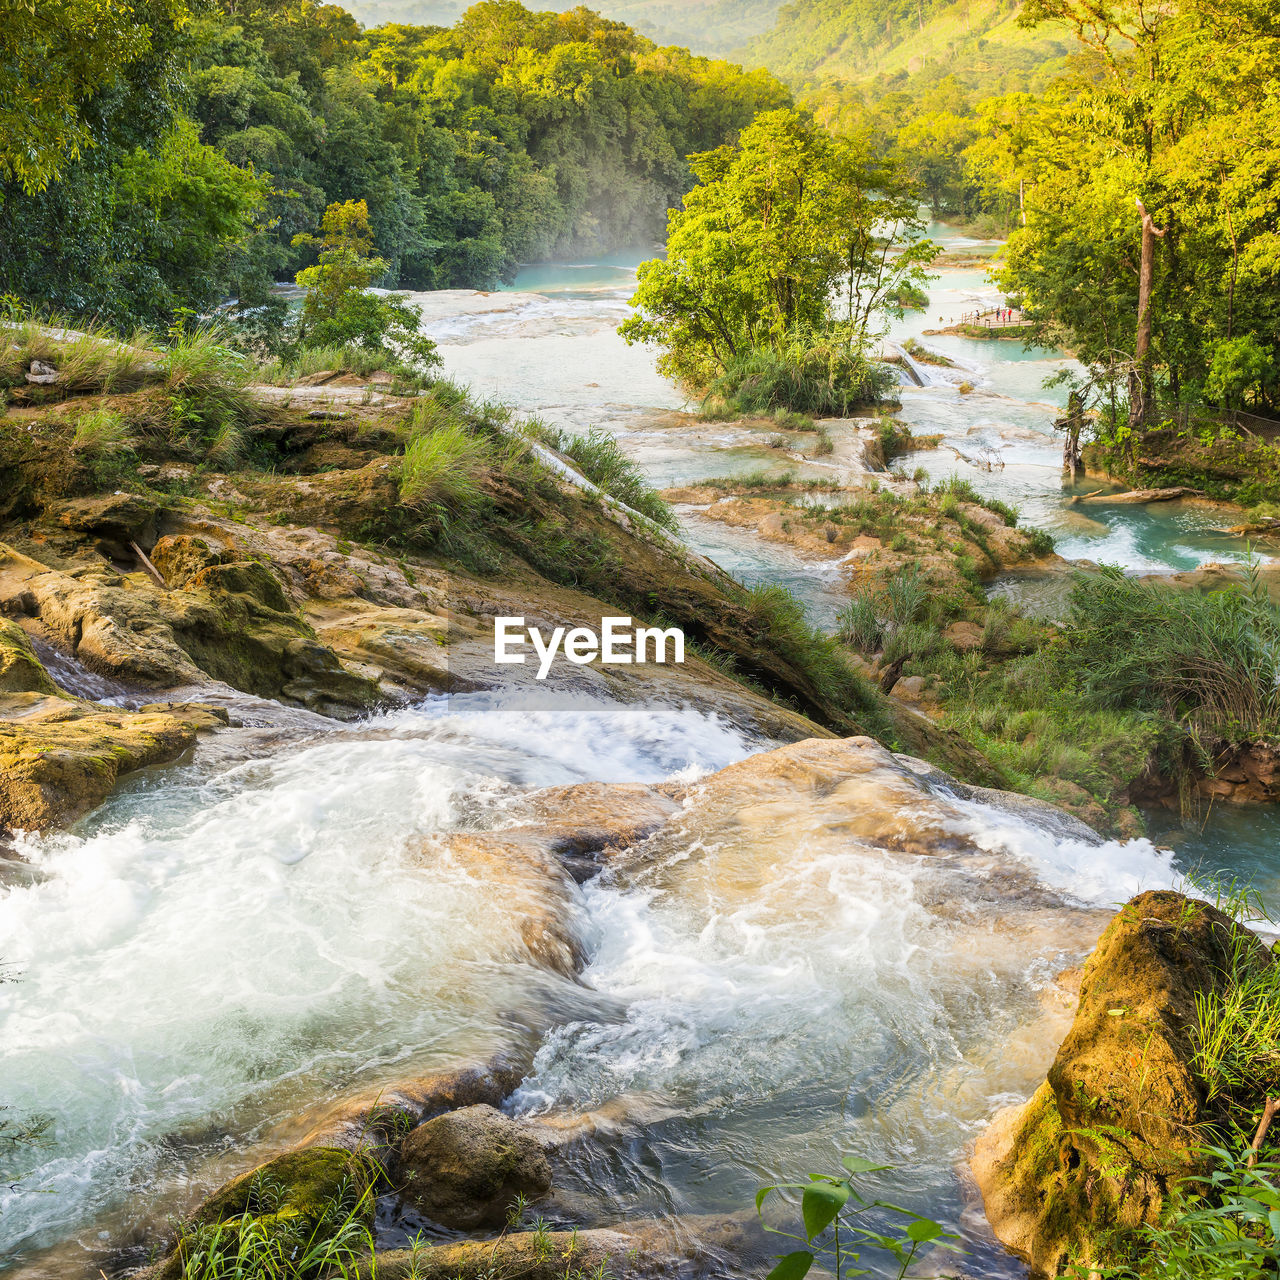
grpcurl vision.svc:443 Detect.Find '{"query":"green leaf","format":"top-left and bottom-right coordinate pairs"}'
top-left (766, 1251), bottom-right (814, 1280)
top-left (841, 1156), bottom-right (892, 1176)
top-left (802, 1182), bottom-right (850, 1241)
top-left (906, 1219), bottom-right (945, 1243)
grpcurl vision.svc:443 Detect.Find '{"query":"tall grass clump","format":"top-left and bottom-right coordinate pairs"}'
top-left (72, 406), bottom-right (131, 450)
top-left (738, 582), bottom-right (895, 738)
top-left (1061, 566), bottom-right (1280, 744)
top-left (159, 325), bottom-right (255, 463)
top-left (171, 1165), bottom-right (376, 1280)
top-left (546, 427), bottom-right (678, 531)
top-left (399, 416), bottom-right (491, 509)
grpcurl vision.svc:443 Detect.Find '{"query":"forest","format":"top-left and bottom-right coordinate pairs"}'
top-left (0, 0), bottom-right (788, 331)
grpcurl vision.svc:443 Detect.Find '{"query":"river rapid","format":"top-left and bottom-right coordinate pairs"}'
top-left (1, 231), bottom-right (1275, 1277)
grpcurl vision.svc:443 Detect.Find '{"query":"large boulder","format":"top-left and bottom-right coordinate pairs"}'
top-left (972, 889), bottom-right (1265, 1276)
top-left (395, 1103), bottom-right (552, 1229)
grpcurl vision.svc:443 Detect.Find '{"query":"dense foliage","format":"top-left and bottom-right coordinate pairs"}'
top-left (620, 107), bottom-right (931, 412)
top-left (0, 0), bottom-right (789, 329)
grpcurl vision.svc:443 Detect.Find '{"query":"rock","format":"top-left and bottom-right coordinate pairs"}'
top-left (396, 1103), bottom-right (552, 1230)
top-left (890, 673), bottom-right (926, 703)
top-left (411, 832), bottom-right (586, 976)
top-left (141, 1147), bottom-right (376, 1280)
top-left (50, 492), bottom-right (159, 547)
top-left (0, 541), bottom-right (381, 717)
top-left (149, 534), bottom-right (227, 588)
top-left (25, 360), bottom-right (58, 385)
top-left (1030, 776), bottom-right (1110, 835)
top-left (972, 890), bottom-right (1265, 1276)
top-left (289, 1055), bottom-right (526, 1152)
top-left (361, 1215), bottom-right (768, 1280)
top-left (0, 619), bottom-right (62, 696)
top-left (943, 619), bottom-right (985, 650)
top-left (0, 694), bottom-right (218, 831)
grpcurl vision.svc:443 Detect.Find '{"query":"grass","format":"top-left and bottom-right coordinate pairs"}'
top-left (255, 344), bottom-right (430, 390)
top-left (0, 312), bottom-right (157, 393)
top-left (72, 406), bottom-right (131, 450)
top-left (173, 1164), bottom-right (376, 1280)
top-left (541, 426), bottom-right (679, 532)
top-left (736, 581), bottom-right (897, 739)
top-left (399, 415), bottom-right (491, 509)
top-left (1060, 566), bottom-right (1280, 746)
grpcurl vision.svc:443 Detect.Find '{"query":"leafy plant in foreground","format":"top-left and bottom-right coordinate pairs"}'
top-left (1088, 1146), bottom-right (1280, 1280)
top-left (756, 1155), bottom-right (961, 1279)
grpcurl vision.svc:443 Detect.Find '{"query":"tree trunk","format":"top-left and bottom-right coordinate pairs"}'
top-left (1129, 198), bottom-right (1166, 428)
top-left (1058, 390), bottom-right (1085, 482)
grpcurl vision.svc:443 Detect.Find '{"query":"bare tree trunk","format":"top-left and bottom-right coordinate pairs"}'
top-left (1058, 390), bottom-right (1085, 481)
top-left (1129, 198), bottom-right (1166, 428)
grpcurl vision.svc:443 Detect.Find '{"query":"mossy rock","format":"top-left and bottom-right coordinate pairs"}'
top-left (974, 889), bottom-right (1267, 1276)
top-left (0, 620), bottom-right (62, 696)
top-left (0, 696), bottom-right (208, 831)
top-left (395, 1103), bottom-right (551, 1230)
top-left (144, 1147), bottom-right (376, 1280)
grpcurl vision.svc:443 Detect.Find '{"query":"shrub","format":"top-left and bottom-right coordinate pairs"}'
top-left (703, 331), bottom-right (896, 420)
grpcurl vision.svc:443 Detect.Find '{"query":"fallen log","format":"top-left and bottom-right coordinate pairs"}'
top-left (1075, 486), bottom-right (1204, 504)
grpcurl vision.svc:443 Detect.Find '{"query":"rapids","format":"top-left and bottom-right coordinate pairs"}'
top-left (0, 229), bottom-right (1272, 1278)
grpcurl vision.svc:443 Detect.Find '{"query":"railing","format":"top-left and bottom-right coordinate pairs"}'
top-left (957, 306), bottom-right (1031, 329)
top-left (1164, 404), bottom-right (1280, 437)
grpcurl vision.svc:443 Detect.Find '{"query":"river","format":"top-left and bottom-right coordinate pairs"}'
top-left (0, 230), bottom-right (1274, 1277)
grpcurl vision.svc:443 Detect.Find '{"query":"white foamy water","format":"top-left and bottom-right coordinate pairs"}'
top-left (0, 695), bottom-right (767, 1262)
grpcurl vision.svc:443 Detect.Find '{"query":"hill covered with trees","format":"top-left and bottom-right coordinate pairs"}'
top-left (746, 0), bottom-right (1072, 93)
top-left (343, 0), bottom-right (784, 55)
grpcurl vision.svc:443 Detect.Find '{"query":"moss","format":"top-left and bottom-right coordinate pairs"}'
top-left (0, 620), bottom-right (62, 696)
top-left (977, 892), bottom-right (1263, 1275)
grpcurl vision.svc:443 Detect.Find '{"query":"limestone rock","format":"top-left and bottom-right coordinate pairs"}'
top-left (364, 1213), bottom-right (770, 1280)
top-left (0, 693), bottom-right (219, 832)
top-left (972, 890), bottom-right (1265, 1276)
top-left (396, 1103), bottom-right (552, 1229)
top-left (943, 619), bottom-right (985, 650)
top-left (0, 619), bottom-right (62, 695)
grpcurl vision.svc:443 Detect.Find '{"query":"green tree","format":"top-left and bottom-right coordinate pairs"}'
top-left (293, 199), bottom-right (440, 369)
top-left (620, 108), bottom-right (933, 399)
top-left (0, 0), bottom-right (189, 192)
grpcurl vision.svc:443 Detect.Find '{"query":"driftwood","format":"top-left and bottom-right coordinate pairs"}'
top-left (1072, 486), bottom-right (1205, 505)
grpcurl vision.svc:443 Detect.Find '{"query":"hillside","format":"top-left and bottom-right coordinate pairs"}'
top-left (340, 0), bottom-right (783, 55)
top-left (746, 0), bottom-right (1073, 91)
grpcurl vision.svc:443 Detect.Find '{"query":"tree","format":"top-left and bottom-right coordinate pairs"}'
top-left (0, 0), bottom-right (189, 192)
top-left (620, 108), bottom-right (933, 396)
top-left (293, 199), bottom-right (440, 369)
